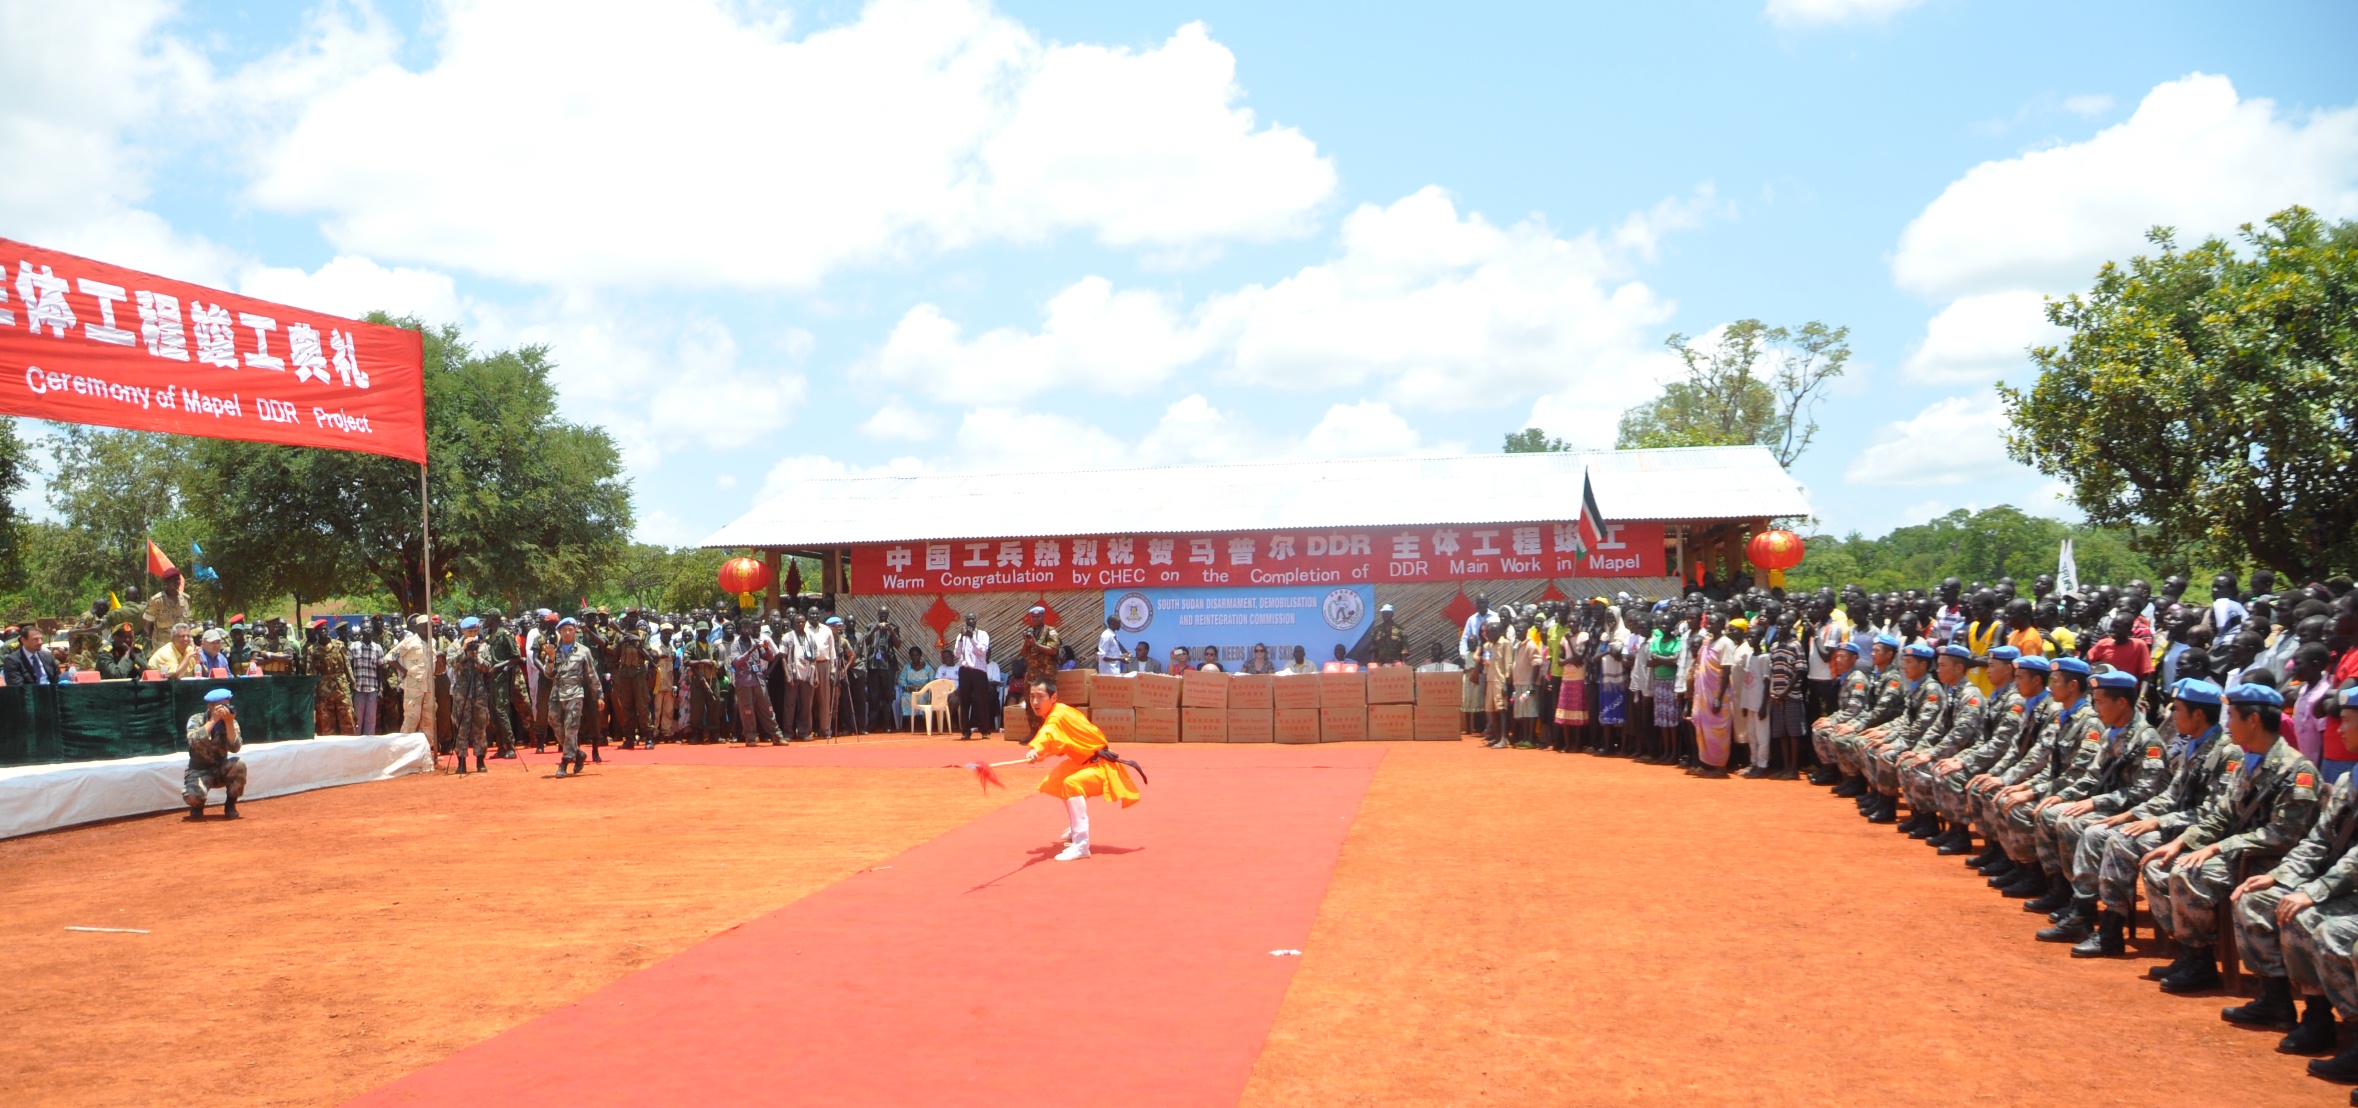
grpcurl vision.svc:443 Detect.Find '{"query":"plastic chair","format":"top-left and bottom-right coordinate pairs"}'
top-left (911, 678), bottom-right (956, 734)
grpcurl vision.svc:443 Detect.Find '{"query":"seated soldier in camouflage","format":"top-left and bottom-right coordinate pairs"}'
top-left (2227, 687), bottom-right (2358, 1067)
top-left (2030, 669), bottom-right (2168, 941)
top-left (2140, 681), bottom-right (2321, 995)
top-left (1807, 638), bottom-right (1870, 786)
top-left (1895, 644), bottom-right (1986, 845)
top-left (1825, 636), bottom-right (1903, 798)
top-left (1989, 656), bottom-right (2098, 901)
top-left (183, 687), bottom-right (246, 821)
top-left (1965, 654), bottom-right (2054, 880)
top-left (1856, 642), bottom-right (1943, 825)
top-left (1926, 646), bottom-right (2022, 856)
top-left (2070, 678), bottom-right (2237, 959)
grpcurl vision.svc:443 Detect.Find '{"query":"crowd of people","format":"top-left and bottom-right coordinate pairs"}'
top-left (1451, 569), bottom-right (2358, 1090)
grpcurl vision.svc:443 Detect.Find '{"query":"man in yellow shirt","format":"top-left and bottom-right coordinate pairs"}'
top-left (147, 622), bottom-right (204, 678)
top-left (1022, 678), bottom-right (1142, 861)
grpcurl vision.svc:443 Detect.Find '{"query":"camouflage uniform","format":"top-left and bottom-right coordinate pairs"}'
top-left (1994, 698), bottom-right (2093, 861)
top-left (2236, 778), bottom-right (2358, 983)
top-left (1936, 682), bottom-right (2023, 823)
top-left (683, 635), bottom-right (724, 741)
top-left (609, 627), bottom-right (652, 746)
top-left (2144, 738), bottom-right (2321, 946)
top-left (1370, 620), bottom-right (1410, 666)
top-left (2091, 723), bottom-right (2238, 912)
top-left (314, 638), bottom-right (357, 735)
top-left (1865, 675), bottom-right (1944, 796)
top-left (1901, 678), bottom-right (1985, 815)
top-left (2041, 717), bottom-right (2169, 898)
top-left (1830, 666), bottom-right (1907, 778)
top-left (449, 639), bottom-right (496, 769)
top-left (183, 710), bottom-right (247, 805)
top-left (539, 637), bottom-right (602, 771)
top-left (479, 626), bottom-right (522, 757)
top-left (1810, 661), bottom-right (1878, 769)
top-left (1020, 623), bottom-right (1061, 732)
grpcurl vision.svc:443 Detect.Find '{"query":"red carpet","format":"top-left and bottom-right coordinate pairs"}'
top-left (501, 738), bottom-right (1389, 770)
top-left (350, 747), bottom-right (1385, 1106)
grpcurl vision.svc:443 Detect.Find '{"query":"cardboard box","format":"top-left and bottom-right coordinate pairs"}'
top-left (1182, 705), bottom-right (1228, 742)
top-left (1368, 703), bottom-right (1415, 741)
top-left (1275, 708), bottom-right (1322, 745)
top-left (1133, 706), bottom-right (1180, 743)
top-left (1093, 707), bottom-right (1137, 743)
top-left (1226, 708), bottom-right (1274, 743)
top-left (1273, 673), bottom-right (1322, 710)
top-left (1228, 673), bottom-right (1274, 710)
top-left (1058, 668), bottom-right (1092, 706)
top-left (1415, 670), bottom-right (1465, 707)
top-left (1320, 707), bottom-right (1368, 742)
top-left (1414, 704), bottom-right (1460, 741)
top-left (1134, 672), bottom-right (1183, 711)
top-left (1003, 704), bottom-right (1035, 742)
top-left (1321, 670), bottom-right (1366, 709)
top-left (1093, 673), bottom-right (1136, 710)
top-left (1366, 665), bottom-right (1416, 704)
top-left (1181, 668), bottom-right (1231, 709)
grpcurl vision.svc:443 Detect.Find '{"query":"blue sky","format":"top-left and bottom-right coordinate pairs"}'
top-left (7, 0), bottom-right (2356, 545)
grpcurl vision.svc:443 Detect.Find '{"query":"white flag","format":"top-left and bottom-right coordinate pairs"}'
top-left (2056, 538), bottom-right (2079, 597)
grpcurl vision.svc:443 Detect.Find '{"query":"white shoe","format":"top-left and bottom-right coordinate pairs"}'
top-left (1055, 829), bottom-right (1074, 844)
top-left (1054, 842), bottom-right (1090, 861)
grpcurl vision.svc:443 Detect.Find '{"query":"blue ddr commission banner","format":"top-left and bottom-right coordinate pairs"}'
top-left (1104, 585), bottom-right (1376, 669)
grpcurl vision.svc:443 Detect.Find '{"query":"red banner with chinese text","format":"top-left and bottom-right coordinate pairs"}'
top-left (847, 521), bottom-right (1667, 594)
top-left (0, 238), bottom-right (426, 463)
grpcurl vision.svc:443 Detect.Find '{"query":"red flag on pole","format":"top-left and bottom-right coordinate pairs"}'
top-left (146, 539), bottom-right (177, 578)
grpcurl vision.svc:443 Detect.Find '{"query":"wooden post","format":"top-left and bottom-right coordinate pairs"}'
top-left (763, 547), bottom-right (781, 614)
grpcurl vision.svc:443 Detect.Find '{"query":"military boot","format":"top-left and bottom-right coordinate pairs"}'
top-left (1896, 810), bottom-right (1930, 834)
top-left (1999, 868), bottom-right (2047, 899)
top-left (2310, 1038), bottom-right (2358, 1080)
top-left (1832, 774), bottom-right (1868, 798)
top-left (2220, 975), bottom-right (2298, 1030)
top-left (1966, 841), bottom-right (2004, 868)
top-left (1905, 814), bottom-right (1941, 839)
top-left (1937, 828), bottom-right (1978, 856)
top-left (2037, 897), bottom-right (2094, 943)
top-left (2282, 998), bottom-right (2339, 1055)
top-left (2070, 910), bottom-right (2126, 958)
top-left (1980, 857), bottom-right (2020, 882)
top-left (1866, 795), bottom-right (1899, 824)
top-left (2023, 877), bottom-right (2072, 913)
top-left (2159, 951), bottom-right (2221, 994)
top-left (1808, 765), bottom-right (1841, 786)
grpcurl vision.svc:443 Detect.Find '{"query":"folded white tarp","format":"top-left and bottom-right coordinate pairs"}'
top-left (0, 733), bottom-right (432, 840)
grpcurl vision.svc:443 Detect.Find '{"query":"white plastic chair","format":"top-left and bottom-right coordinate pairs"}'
top-left (910, 678), bottom-right (956, 734)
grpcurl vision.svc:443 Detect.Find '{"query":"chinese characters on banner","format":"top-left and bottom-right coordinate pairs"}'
top-left (849, 520), bottom-right (1667, 594)
top-left (0, 238), bottom-right (426, 463)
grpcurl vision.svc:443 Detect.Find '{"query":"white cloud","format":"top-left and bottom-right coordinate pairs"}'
top-left (1844, 394), bottom-right (2021, 487)
top-left (873, 186), bottom-right (1683, 414)
top-left (1291, 400), bottom-right (1445, 459)
top-left (247, 0), bottom-right (1335, 290)
top-left (1764, 0), bottom-right (1927, 27)
top-left (239, 255), bottom-right (465, 324)
top-left (2062, 93), bottom-right (2115, 118)
top-left (950, 407), bottom-right (1131, 473)
top-left (1900, 290), bottom-right (2067, 384)
top-left (1894, 74), bottom-right (2358, 299)
top-left (752, 452), bottom-right (933, 507)
top-left (860, 398), bottom-right (942, 443)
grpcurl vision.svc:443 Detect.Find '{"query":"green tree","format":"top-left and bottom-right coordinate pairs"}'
top-left (187, 316), bottom-right (633, 613)
top-left (0, 418), bottom-right (29, 592)
top-left (1782, 506), bottom-right (2155, 594)
top-left (45, 426), bottom-right (186, 587)
top-left (1616, 319), bottom-right (1849, 467)
top-left (1502, 428), bottom-right (1574, 453)
top-left (2000, 207), bottom-right (2358, 580)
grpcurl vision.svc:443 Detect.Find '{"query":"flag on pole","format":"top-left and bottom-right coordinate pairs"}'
top-left (108, 591), bottom-right (121, 611)
top-left (146, 539), bottom-right (178, 578)
top-left (2056, 538), bottom-right (2079, 597)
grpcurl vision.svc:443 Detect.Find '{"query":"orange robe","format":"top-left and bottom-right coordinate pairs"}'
top-left (1028, 702), bottom-right (1140, 807)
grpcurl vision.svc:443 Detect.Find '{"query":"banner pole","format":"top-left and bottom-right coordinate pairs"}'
top-left (421, 461), bottom-right (436, 766)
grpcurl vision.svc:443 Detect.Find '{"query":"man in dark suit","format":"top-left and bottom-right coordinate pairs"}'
top-left (5, 624), bottom-right (61, 686)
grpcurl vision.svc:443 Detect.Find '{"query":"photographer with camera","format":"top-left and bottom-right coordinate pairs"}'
top-left (183, 687), bottom-right (246, 821)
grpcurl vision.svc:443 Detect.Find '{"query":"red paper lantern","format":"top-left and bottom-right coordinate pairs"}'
top-left (718, 556), bottom-right (768, 598)
top-left (1745, 529), bottom-right (1805, 586)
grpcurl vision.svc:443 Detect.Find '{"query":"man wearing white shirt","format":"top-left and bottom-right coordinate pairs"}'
top-left (807, 610), bottom-right (838, 740)
top-left (1096, 616), bottom-right (1125, 676)
top-left (780, 612), bottom-right (815, 740)
top-left (953, 612), bottom-right (992, 740)
top-left (1460, 594), bottom-right (1492, 664)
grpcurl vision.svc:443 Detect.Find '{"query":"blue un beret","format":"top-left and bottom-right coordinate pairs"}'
top-left (2226, 682), bottom-right (2285, 709)
top-left (1902, 643), bottom-right (1935, 661)
top-left (1938, 644), bottom-right (1973, 661)
top-left (1988, 645), bottom-right (2021, 663)
top-left (557, 617), bottom-right (578, 628)
top-left (1834, 640), bottom-right (1862, 655)
top-left (1873, 634), bottom-right (1899, 650)
top-left (2171, 678), bottom-right (2223, 706)
top-left (2053, 656), bottom-right (2091, 677)
top-left (2091, 670), bottom-right (2140, 691)
top-left (459, 616), bottom-right (480, 630)
top-left (2015, 655), bottom-right (2051, 674)
top-left (203, 687), bottom-right (234, 702)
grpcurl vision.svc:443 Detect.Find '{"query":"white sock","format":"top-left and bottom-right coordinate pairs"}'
top-left (1065, 795), bottom-right (1089, 849)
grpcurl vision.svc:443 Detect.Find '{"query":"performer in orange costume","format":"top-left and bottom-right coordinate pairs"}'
top-left (1023, 678), bottom-right (1141, 861)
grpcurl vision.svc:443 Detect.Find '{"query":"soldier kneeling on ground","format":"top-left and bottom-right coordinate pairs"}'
top-left (184, 687), bottom-right (246, 821)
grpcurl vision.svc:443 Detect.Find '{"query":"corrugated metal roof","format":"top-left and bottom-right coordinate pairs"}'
top-left (699, 445), bottom-right (1810, 549)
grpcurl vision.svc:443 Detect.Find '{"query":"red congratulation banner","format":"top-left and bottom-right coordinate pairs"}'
top-left (0, 238), bottom-right (426, 463)
top-left (848, 520), bottom-right (1667, 594)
